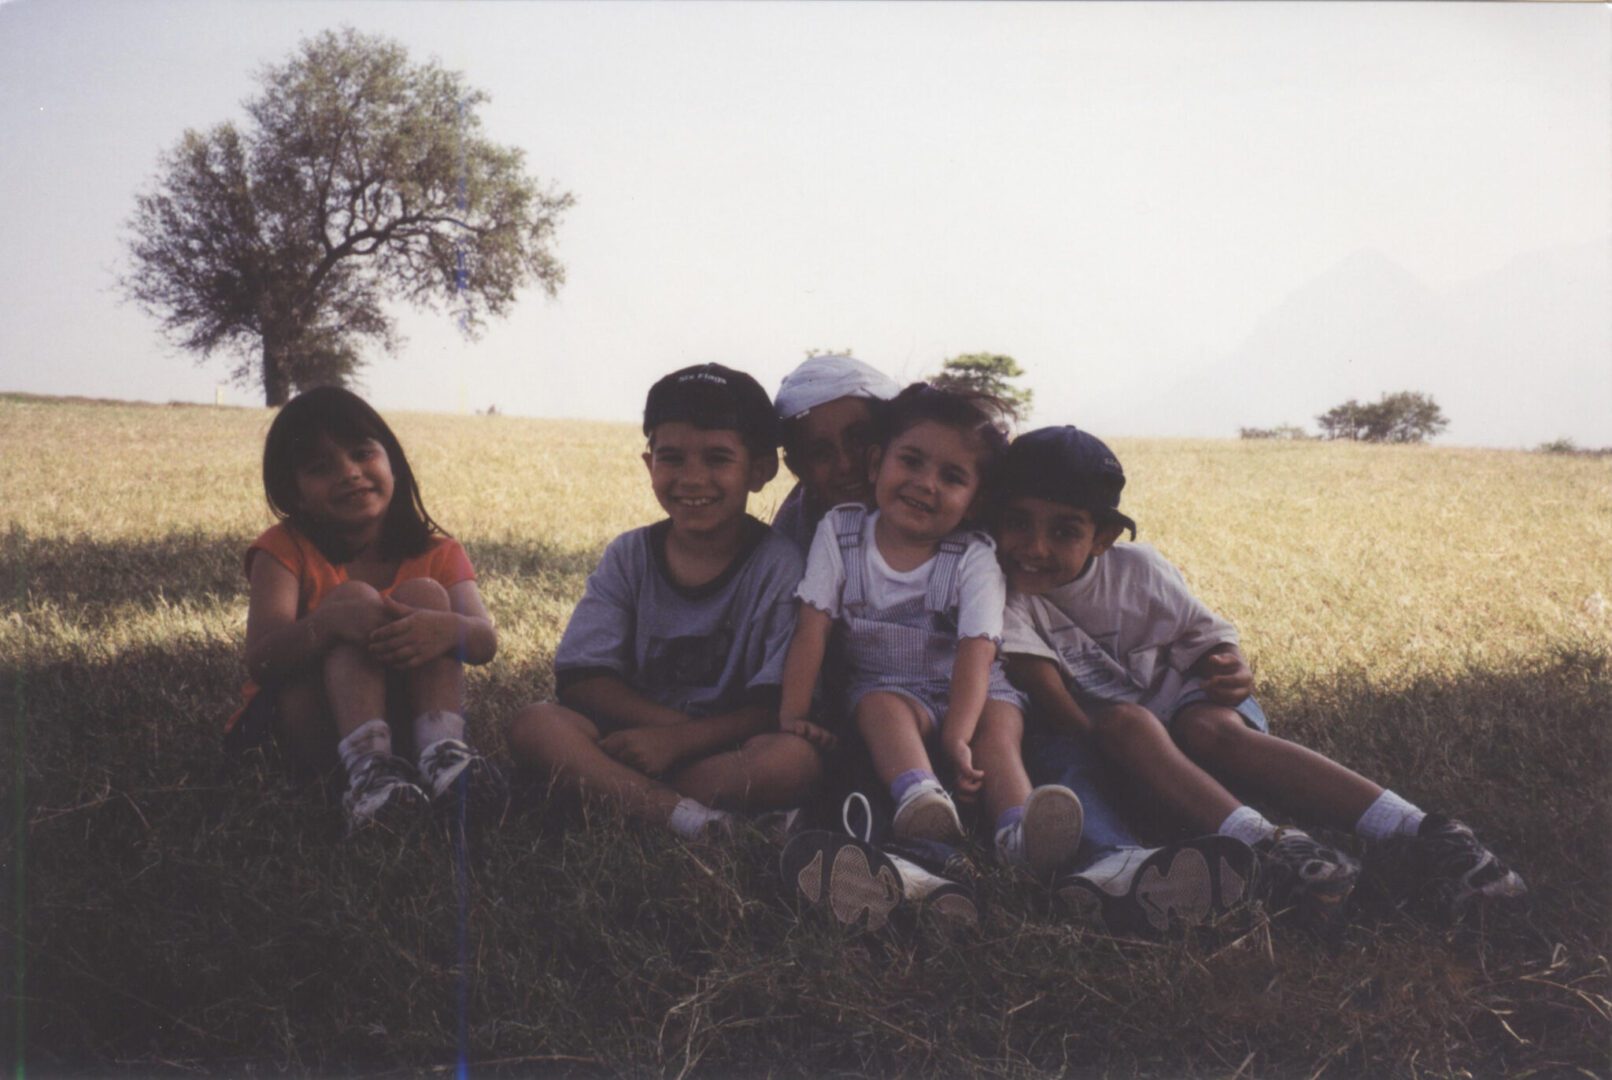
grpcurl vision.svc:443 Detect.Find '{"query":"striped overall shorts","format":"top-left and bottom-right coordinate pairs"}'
top-left (832, 505), bottom-right (1023, 731)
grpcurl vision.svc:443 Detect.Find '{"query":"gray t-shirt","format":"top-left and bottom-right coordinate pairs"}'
top-left (1001, 542), bottom-right (1237, 717)
top-left (554, 517), bottom-right (804, 718)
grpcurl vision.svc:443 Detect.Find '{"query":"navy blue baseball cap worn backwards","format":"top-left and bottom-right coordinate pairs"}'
top-left (643, 363), bottom-right (781, 454)
top-left (999, 426), bottom-right (1138, 538)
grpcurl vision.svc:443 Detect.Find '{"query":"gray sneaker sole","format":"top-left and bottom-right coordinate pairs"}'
top-left (1058, 836), bottom-right (1255, 937)
top-left (782, 831), bottom-right (904, 932)
top-left (1022, 786), bottom-right (1084, 880)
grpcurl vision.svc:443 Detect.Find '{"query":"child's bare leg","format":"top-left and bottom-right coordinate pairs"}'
top-left (1091, 702), bottom-right (1241, 835)
top-left (854, 691), bottom-right (934, 785)
top-left (506, 702), bottom-right (682, 824)
top-left (1172, 703), bottom-right (1381, 829)
top-left (972, 701), bottom-right (1031, 823)
top-left (321, 581), bottom-right (390, 743)
top-left (980, 701), bottom-right (1082, 876)
top-left (856, 692), bottom-right (964, 843)
top-left (389, 578), bottom-right (466, 750)
top-left (670, 732), bottom-right (823, 812)
top-left (272, 672), bottom-right (338, 777)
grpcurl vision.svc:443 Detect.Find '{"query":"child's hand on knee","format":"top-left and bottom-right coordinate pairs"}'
top-left (1198, 650), bottom-right (1254, 705)
top-left (369, 596), bottom-right (457, 668)
top-left (943, 737), bottom-right (985, 799)
top-left (317, 596), bottom-right (391, 646)
top-left (781, 717), bottom-right (838, 752)
top-left (601, 726), bottom-right (688, 778)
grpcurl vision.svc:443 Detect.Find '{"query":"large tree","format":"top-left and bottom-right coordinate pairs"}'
top-left (122, 28), bottom-right (573, 405)
top-left (929, 353), bottom-right (1034, 419)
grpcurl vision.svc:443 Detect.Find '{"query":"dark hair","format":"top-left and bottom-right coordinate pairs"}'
top-left (642, 363), bottom-right (780, 457)
top-left (881, 382), bottom-right (1013, 480)
top-left (262, 386), bottom-right (443, 562)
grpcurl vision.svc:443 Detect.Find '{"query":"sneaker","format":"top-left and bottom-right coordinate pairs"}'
top-left (417, 738), bottom-right (509, 826)
top-left (1370, 814), bottom-right (1527, 923)
top-left (781, 830), bottom-right (904, 932)
top-left (1055, 836), bottom-right (1256, 937)
top-left (996, 785), bottom-right (1084, 879)
top-left (342, 752), bottom-right (428, 834)
top-left (890, 779), bottom-right (965, 845)
top-left (885, 836), bottom-right (981, 931)
top-left (1255, 827), bottom-right (1361, 935)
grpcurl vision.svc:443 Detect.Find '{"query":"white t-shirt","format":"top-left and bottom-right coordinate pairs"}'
top-left (1001, 543), bottom-right (1237, 715)
top-left (796, 508), bottom-right (1007, 642)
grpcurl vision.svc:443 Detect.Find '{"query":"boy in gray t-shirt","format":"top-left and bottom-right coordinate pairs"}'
top-left (507, 364), bottom-right (825, 839)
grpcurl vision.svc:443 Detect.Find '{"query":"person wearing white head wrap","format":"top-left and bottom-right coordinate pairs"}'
top-left (774, 354), bottom-right (901, 420)
top-left (771, 355), bottom-right (901, 553)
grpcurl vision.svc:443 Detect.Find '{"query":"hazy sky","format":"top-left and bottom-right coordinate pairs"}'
top-left (2, 1), bottom-right (1608, 447)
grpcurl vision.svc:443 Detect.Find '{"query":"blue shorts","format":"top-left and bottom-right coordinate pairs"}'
top-left (1168, 691), bottom-right (1270, 734)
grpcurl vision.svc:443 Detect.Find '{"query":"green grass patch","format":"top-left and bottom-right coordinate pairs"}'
top-left (4, 396), bottom-right (1609, 1075)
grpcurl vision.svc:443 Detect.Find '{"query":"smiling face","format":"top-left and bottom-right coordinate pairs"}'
top-left (784, 396), bottom-right (881, 511)
top-left (869, 419), bottom-right (986, 543)
top-left (994, 496), bottom-right (1123, 594)
top-left (643, 422), bottom-right (773, 537)
top-left (291, 433), bottom-right (396, 536)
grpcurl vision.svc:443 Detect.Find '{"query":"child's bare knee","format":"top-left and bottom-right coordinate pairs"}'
top-left (390, 577), bottom-right (450, 610)
top-left (1173, 705), bottom-right (1246, 758)
top-left (750, 731), bottom-right (824, 778)
top-left (325, 579), bottom-right (382, 604)
top-left (1092, 702), bottom-right (1159, 748)
top-left (507, 702), bottom-right (586, 755)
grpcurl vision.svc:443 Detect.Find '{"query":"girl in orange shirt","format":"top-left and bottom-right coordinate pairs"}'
top-left (229, 386), bottom-right (502, 833)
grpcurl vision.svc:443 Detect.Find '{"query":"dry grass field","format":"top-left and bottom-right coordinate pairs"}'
top-left (3, 393), bottom-right (1609, 1076)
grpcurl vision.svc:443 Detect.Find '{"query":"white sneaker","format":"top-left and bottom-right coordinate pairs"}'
top-left (1056, 836), bottom-right (1257, 937)
top-left (890, 779), bottom-right (964, 844)
top-left (416, 738), bottom-right (508, 825)
top-left (996, 785), bottom-right (1084, 879)
top-left (342, 752), bottom-right (427, 834)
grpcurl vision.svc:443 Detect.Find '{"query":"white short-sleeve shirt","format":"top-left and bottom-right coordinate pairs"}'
top-left (796, 508), bottom-right (1007, 642)
top-left (1001, 542), bottom-right (1237, 715)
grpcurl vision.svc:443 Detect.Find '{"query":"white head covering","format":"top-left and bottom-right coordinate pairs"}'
top-left (774, 354), bottom-right (901, 420)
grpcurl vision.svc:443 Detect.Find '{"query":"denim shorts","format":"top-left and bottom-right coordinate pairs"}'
top-left (1168, 690), bottom-right (1270, 734)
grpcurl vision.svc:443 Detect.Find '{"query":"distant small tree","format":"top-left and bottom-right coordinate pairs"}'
top-left (804, 346), bottom-right (855, 359)
top-left (1240, 424), bottom-right (1313, 441)
top-left (1318, 392), bottom-right (1447, 444)
top-left (930, 353), bottom-right (1033, 419)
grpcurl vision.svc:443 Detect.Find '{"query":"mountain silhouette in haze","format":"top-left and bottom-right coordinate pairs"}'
top-left (1145, 240), bottom-right (1611, 448)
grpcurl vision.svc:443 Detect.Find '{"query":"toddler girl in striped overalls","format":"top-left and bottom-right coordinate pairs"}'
top-left (778, 383), bottom-right (1084, 876)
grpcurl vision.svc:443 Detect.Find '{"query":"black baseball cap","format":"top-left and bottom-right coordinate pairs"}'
top-left (643, 363), bottom-right (780, 454)
top-left (998, 426), bottom-right (1137, 538)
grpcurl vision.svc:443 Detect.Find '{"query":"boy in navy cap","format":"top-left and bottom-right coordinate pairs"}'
top-left (507, 364), bottom-right (824, 839)
top-left (993, 426), bottom-right (1526, 933)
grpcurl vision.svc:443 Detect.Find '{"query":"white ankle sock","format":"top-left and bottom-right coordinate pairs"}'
top-left (1354, 789), bottom-right (1425, 841)
top-left (1218, 805), bottom-right (1278, 847)
top-left (668, 797), bottom-right (731, 839)
top-left (412, 709), bottom-right (465, 753)
top-left (337, 718), bottom-right (391, 774)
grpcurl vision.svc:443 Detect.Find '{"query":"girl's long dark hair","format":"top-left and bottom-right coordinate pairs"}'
top-left (881, 382), bottom-right (1013, 482)
top-left (262, 387), bottom-right (444, 563)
